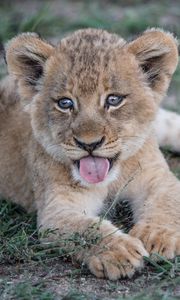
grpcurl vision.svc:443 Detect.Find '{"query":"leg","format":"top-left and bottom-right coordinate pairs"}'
top-left (126, 141), bottom-right (180, 258)
top-left (37, 186), bottom-right (148, 280)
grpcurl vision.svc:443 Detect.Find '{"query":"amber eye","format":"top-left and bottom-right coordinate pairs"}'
top-left (57, 98), bottom-right (74, 110)
top-left (105, 94), bottom-right (127, 108)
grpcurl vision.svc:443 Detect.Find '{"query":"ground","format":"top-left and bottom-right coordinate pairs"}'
top-left (0, 1), bottom-right (180, 299)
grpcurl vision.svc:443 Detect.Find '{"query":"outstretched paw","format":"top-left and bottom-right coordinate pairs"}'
top-left (86, 233), bottom-right (148, 280)
top-left (130, 222), bottom-right (180, 259)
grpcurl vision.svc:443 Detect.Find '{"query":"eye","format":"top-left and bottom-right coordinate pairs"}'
top-left (105, 94), bottom-right (127, 108)
top-left (57, 98), bottom-right (74, 110)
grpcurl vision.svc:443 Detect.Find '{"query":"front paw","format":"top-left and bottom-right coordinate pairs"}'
top-left (85, 234), bottom-right (148, 280)
top-left (130, 222), bottom-right (180, 259)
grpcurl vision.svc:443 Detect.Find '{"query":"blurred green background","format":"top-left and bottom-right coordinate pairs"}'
top-left (0, 0), bottom-right (180, 41)
top-left (0, 0), bottom-right (179, 112)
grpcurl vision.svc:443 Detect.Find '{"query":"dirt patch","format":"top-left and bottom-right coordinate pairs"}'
top-left (1, 259), bottom-right (180, 299)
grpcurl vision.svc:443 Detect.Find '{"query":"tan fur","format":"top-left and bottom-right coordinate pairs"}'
top-left (0, 28), bottom-right (179, 280)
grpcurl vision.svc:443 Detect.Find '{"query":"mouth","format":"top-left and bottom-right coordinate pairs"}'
top-left (74, 153), bottom-right (120, 184)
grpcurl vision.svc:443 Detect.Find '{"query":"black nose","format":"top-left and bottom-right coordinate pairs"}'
top-left (74, 136), bottom-right (105, 153)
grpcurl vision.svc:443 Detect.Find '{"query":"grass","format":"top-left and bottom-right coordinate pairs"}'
top-left (0, 200), bottom-right (37, 264)
top-left (0, 0), bottom-right (180, 299)
top-left (0, 281), bottom-right (56, 300)
top-left (0, 200), bottom-right (102, 265)
top-left (0, 1), bottom-right (179, 40)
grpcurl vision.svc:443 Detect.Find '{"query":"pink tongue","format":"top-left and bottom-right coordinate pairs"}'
top-left (79, 156), bottom-right (110, 184)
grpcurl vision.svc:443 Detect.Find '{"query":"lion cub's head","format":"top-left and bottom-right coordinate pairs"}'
top-left (6, 29), bottom-right (178, 185)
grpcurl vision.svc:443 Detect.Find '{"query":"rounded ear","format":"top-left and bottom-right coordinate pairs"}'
top-left (127, 28), bottom-right (179, 102)
top-left (5, 33), bottom-right (54, 99)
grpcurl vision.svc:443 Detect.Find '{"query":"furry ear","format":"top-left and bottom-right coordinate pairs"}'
top-left (5, 33), bottom-right (54, 98)
top-left (127, 29), bottom-right (179, 101)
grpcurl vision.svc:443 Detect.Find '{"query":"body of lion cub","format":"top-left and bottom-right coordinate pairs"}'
top-left (0, 28), bottom-right (180, 280)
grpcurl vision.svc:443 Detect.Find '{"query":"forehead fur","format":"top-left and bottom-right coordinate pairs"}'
top-left (60, 28), bottom-right (126, 49)
top-left (45, 29), bottom-right (127, 96)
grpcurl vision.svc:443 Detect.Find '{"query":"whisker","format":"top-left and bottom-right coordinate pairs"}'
top-left (65, 149), bottom-right (82, 152)
top-left (105, 138), bottom-right (119, 145)
top-left (118, 135), bottom-right (148, 139)
top-left (103, 146), bottom-right (119, 150)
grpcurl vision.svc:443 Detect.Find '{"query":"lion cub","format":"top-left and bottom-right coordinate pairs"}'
top-left (0, 28), bottom-right (180, 280)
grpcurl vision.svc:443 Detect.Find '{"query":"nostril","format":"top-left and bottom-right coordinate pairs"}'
top-left (73, 137), bottom-right (85, 150)
top-left (96, 136), bottom-right (105, 148)
top-left (74, 136), bottom-right (105, 152)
